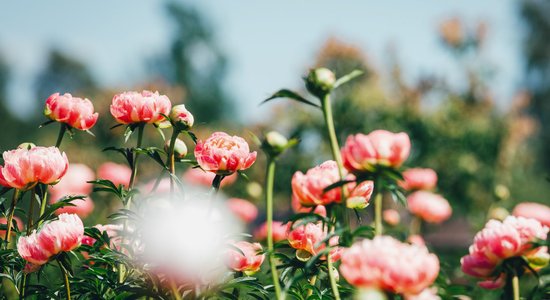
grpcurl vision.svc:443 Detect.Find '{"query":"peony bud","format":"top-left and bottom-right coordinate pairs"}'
top-left (266, 131), bottom-right (288, 149)
top-left (165, 138), bottom-right (188, 158)
top-left (17, 142), bottom-right (36, 150)
top-left (355, 288), bottom-right (388, 300)
top-left (170, 104), bottom-right (194, 131)
top-left (306, 68), bottom-right (336, 98)
top-left (347, 196), bottom-right (369, 210)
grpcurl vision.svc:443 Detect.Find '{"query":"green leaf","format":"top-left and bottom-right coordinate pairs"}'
top-left (322, 179), bottom-right (354, 194)
top-left (110, 123), bottom-right (124, 130)
top-left (124, 124), bottom-right (136, 143)
top-left (261, 89), bottom-right (321, 109)
top-left (333, 69), bottom-right (364, 89)
top-left (38, 120), bottom-right (55, 128)
top-left (187, 131), bottom-right (198, 144)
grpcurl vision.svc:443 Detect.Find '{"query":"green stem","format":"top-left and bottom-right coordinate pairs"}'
top-left (306, 275), bottom-right (317, 297)
top-left (169, 279), bottom-right (182, 300)
top-left (3, 189), bottom-right (21, 248)
top-left (167, 129), bottom-right (179, 195)
top-left (409, 215), bottom-right (421, 236)
top-left (26, 188), bottom-right (36, 234)
top-left (374, 192), bottom-right (383, 236)
top-left (127, 124), bottom-right (145, 208)
top-left (265, 159), bottom-right (282, 300)
top-left (326, 254), bottom-right (341, 300)
top-left (210, 174), bottom-right (225, 195)
top-left (37, 184), bottom-right (49, 227)
top-left (512, 272), bottom-right (520, 300)
top-left (55, 123), bottom-right (67, 148)
top-left (20, 273), bottom-right (27, 299)
top-left (57, 259), bottom-right (71, 300)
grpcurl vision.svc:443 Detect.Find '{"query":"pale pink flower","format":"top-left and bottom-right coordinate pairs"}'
top-left (340, 236), bottom-right (440, 295)
top-left (225, 241), bottom-right (265, 275)
top-left (0, 146), bottom-right (68, 190)
top-left (407, 235), bottom-right (426, 246)
top-left (182, 168), bottom-right (237, 187)
top-left (512, 202), bottom-right (550, 227)
top-left (227, 198), bottom-right (258, 223)
top-left (254, 221), bottom-right (287, 242)
top-left (110, 90), bottom-right (171, 124)
top-left (170, 104), bottom-right (194, 130)
top-left (97, 162), bottom-right (131, 187)
top-left (48, 163), bottom-right (96, 218)
top-left (52, 197), bottom-right (95, 219)
top-left (383, 209), bottom-right (401, 226)
top-left (341, 130), bottom-right (411, 173)
top-left (291, 160), bottom-right (374, 207)
top-left (400, 168), bottom-right (438, 191)
top-left (194, 132), bottom-right (257, 175)
top-left (461, 216), bottom-right (549, 289)
top-left (18, 213), bottom-right (84, 265)
top-left (0, 216), bottom-right (23, 237)
top-left (44, 93), bottom-right (99, 130)
top-left (407, 191), bottom-right (452, 224)
top-left (286, 222), bottom-right (326, 256)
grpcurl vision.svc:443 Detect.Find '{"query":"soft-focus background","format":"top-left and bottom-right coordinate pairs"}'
top-left (1, 1), bottom-right (549, 297)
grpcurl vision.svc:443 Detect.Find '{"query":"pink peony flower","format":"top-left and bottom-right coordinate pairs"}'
top-left (97, 162), bottom-right (131, 187)
top-left (291, 194), bottom-right (327, 217)
top-left (407, 191), bottom-right (452, 224)
top-left (341, 130), bottom-right (411, 173)
top-left (340, 236), bottom-right (440, 296)
top-left (225, 241), bottom-right (265, 275)
top-left (0, 216), bottom-right (23, 237)
top-left (291, 160), bottom-right (374, 207)
top-left (227, 198), bottom-right (258, 223)
top-left (110, 90), bottom-right (171, 124)
top-left (286, 222), bottom-right (326, 256)
top-left (253, 221), bottom-right (287, 242)
top-left (383, 209), bottom-right (401, 226)
top-left (49, 163), bottom-right (96, 218)
top-left (0, 146), bottom-right (68, 190)
top-left (52, 197), bottom-right (95, 219)
top-left (460, 216), bottom-right (549, 289)
top-left (512, 202), bottom-right (550, 227)
top-left (404, 288), bottom-right (441, 300)
top-left (44, 93), bottom-right (99, 130)
top-left (400, 168), bottom-right (438, 191)
top-left (182, 168), bottom-right (238, 187)
top-left (407, 235), bottom-right (426, 246)
top-left (194, 132), bottom-right (257, 175)
top-left (18, 213), bottom-right (84, 265)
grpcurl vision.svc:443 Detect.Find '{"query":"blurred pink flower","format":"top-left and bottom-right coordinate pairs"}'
top-left (286, 222), bottom-right (326, 256)
top-left (461, 216), bottom-right (549, 289)
top-left (341, 130), bottom-right (411, 173)
top-left (399, 168), bottom-right (438, 191)
top-left (404, 287), bottom-right (441, 300)
top-left (512, 202), bottom-right (550, 227)
top-left (407, 191), bottom-right (452, 224)
top-left (0, 216), bottom-right (23, 237)
top-left (44, 93), bottom-right (98, 130)
top-left (340, 236), bottom-right (439, 296)
top-left (110, 90), bottom-right (171, 124)
top-left (227, 198), bottom-right (258, 223)
top-left (97, 162), bottom-right (131, 187)
top-left (48, 163), bottom-right (96, 218)
top-left (253, 221), bottom-right (287, 242)
top-left (194, 132), bottom-right (257, 175)
top-left (407, 235), bottom-right (426, 246)
top-left (383, 209), bottom-right (401, 226)
top-left (182, 168), bottom-right (237, 187)
top-left (291, 160), bottom-right (373, 207)
top-left (0, 146), bottom-right (68, 190)
top-left (52, 197), bottom-right (95, 219)
top-left (291, 194), bottom-right (327, 217)
top-left (225, 241), bottom-right (265, 275)
top-left (18, 213), bottom-right (84, 265)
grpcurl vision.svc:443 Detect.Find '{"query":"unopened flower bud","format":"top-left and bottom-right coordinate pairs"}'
top-left (527, 248), bottom-right (550, 269)
top-left (346, 196), bottom-right (369, 210)
top-left (488, 207), bottom-right (509, 221)
top-left (165, 138), bottom-right (188, 158)
top-left (494, 184), bottom-right (510, 201)
top-left (17, 142), bottom-right (36, 150)
top-left (306, 68), bottom-right (336, 98)
top-left (170, 104), bottom-right (194, 131)
top-left (355, 288), bottom-right (387, 300)
top-left (266, 131), bottom-right (288, 149)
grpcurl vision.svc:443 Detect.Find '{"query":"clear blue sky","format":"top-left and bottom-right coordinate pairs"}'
top-left (0, 0), bottom-right (522, 122)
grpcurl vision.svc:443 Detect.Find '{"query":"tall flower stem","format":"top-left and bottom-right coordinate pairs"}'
top-left (3, 189), bottom-right (21, 248)
top-left (326, 254), bottom-right (341, 300)
top-left (55, 123), bottom-right (67, 148)
top-left (37, 184), bottom-right (49, 227)
top-left (265, 158), bottom-right (282, 300)
top-left (167, 129), bottom-right (179, 194)
top-left (409, 216), bottom-right (421, 236)
top-left (374, 192), bottom-right (383, 236)
top-left (169, 279), bottom-right (183, 300)
top-left (126, 124), bottom-right (145, 209)
top-left (26, 188), bottom-right (36, 234)
top-left (512, 272), bottom-right (520, 300)
top-left (210, 174), bottom-right (225, 196)
top-left (57, 259), bottom-right (71, 300)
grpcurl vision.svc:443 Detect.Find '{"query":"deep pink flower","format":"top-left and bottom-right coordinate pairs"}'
top-left (18, 214), bottom-right (84, 265)
top-left (0, 216), bottom-right (23, 237)
top-left (110, 90), bottom-right (171, 124)
top-left (291, 160), bottom-right (374, 207)
top-left (227, 198), bottom-right (258, 223)
top-left (513, 202), bottom-right (550, 227)
top-left (340, 236), bottom-right (440, 295)
top-left (254, 221), bottom-right (287, 242)
top-left (341, 130), bottom-right (411, 173)
top-left (182, 168), bottom-right (238, 187)
top-left (460, 216), bottom-right (549, 289)
top-left (286, 222), bottom-right (326, 256)
top-left (383, 209), bottom-right (401, 226)
top-left (225, 241), bottom-right (265, 275)
top-left (97, 162), bottom-right (131, 187)
top-left (400, 168), bottom-right (438, 191)
top-left (194, 132), bottom-right (257, 175)
top-left (407, 191), bottom-right (452, 224)
top-left (0, 146), bottom-right (68, 190)
top-left (44, 93), bottom-right (98, 130)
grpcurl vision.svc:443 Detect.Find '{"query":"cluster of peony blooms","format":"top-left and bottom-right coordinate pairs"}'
top-left (461, 216), bottom-right (549, 289)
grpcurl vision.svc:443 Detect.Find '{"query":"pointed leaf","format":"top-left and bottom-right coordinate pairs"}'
top-left (333, 70), bottom-right (364, 89)
top-left (261, 89), bottom-right (321, 108)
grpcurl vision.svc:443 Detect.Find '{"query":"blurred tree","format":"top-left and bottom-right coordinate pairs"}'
top-left (522, 0), bottom-right (550, 170)
top-left (34, 49), bottom-right (97, 113)
top-left (151, 2), bottom-right (233, 124)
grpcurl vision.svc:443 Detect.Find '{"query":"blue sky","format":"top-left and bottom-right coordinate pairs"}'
top-left (0, 0), bottom-right (522, 121)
